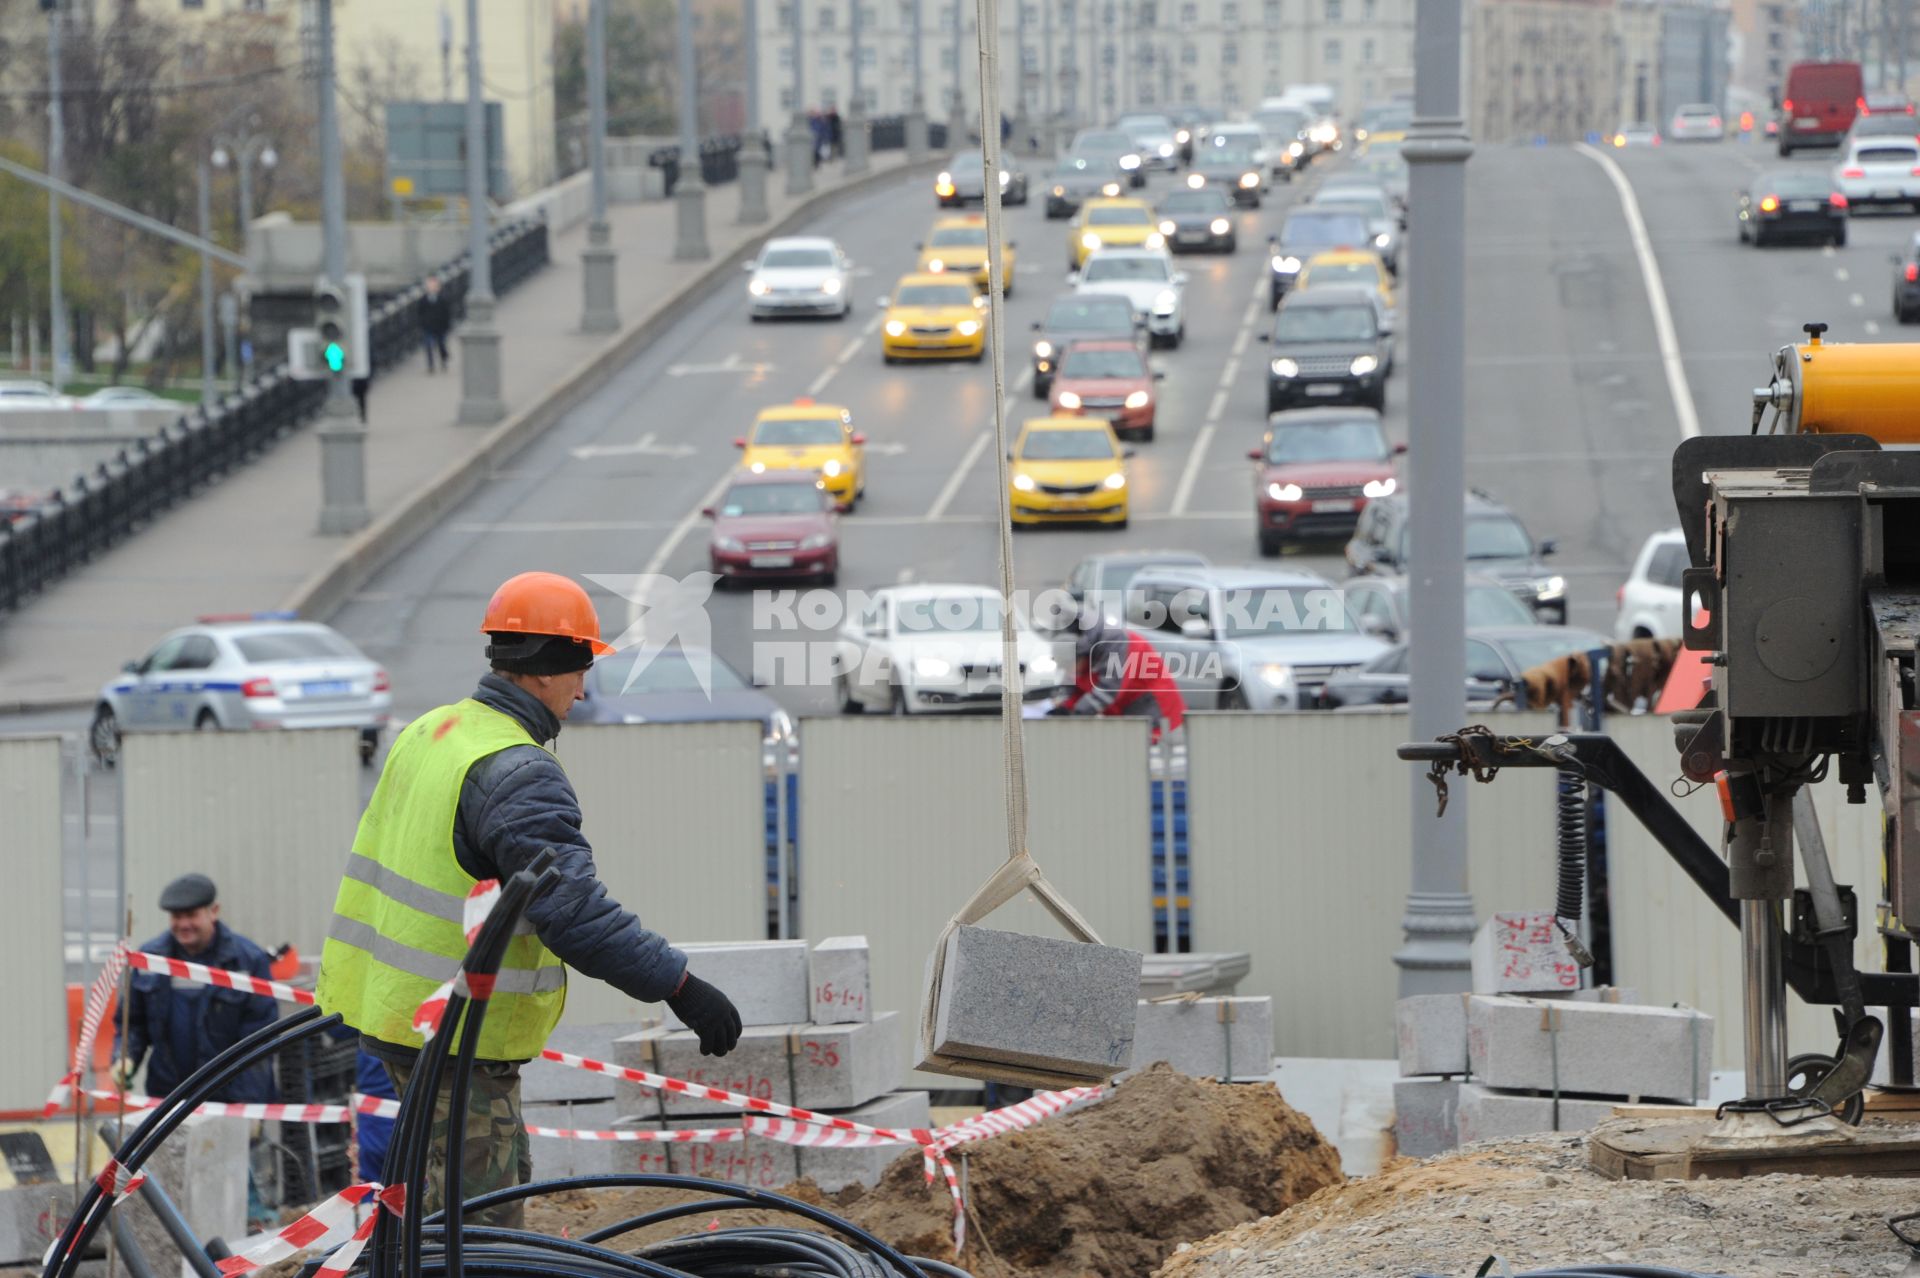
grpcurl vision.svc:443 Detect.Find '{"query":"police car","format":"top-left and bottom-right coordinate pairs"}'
top-left (91, 613), bottom-right (392, 767)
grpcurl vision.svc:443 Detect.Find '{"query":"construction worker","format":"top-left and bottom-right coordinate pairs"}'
top-left (1043, 610), bottom-right (1186, 734)
top-left (315, 571), bottom-right (742, 1226)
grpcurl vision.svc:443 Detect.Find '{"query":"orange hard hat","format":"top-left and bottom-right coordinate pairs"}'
top-left (480, 571), bottom-right (614, 654)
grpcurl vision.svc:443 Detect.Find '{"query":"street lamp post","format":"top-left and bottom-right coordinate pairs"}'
top-left (1013, 3), bottom-right (1032, 153)
top-left (846, 0), bottom-right (871, 172)
top-left (907, 0), bottom-right (930, 158)
top-left (784, 0), bottom-right (813, 192)
top-left (314, 0), bottom-right (369, 534)
top-left (458, 0), bottom-right (507, 423)
top-left (211, 134), bottom-right (276, 262)
top-left (47, 0), bottom-right (65, 394)
top-left (673, 0), bottom-right (711, 258)
top-left (196, 152), bottom-right (216, 406)
top-left (1041, 0), bottom-right (1055, 155)
top-left (581, 0), bottom-right (622, 329)
top-left (738, 0), bottom-right (771, 221)
top-left (949, 0), bottom-right (967, 144)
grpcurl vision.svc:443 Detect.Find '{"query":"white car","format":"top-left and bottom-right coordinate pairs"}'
top-left (1117, 113), bottom-right (1181, 170)
top-left (1669, 103), bottom-right (1725, 141)
top-left (0, 379), bottom-right (74, 410)
top-left (1072, 248), bottom-right (1188, 348)
top-left (743, 236), bottom-right (852, 320)
top-left (79, 386), bottom-right (175, 409)
top-left (1614, 528), bottom-right (1687, 641)
top-left (1208, 122), bottom-right (1273, 173)
top-left (1834, 137), bottom-right (1920, 208)
top-left (833, 584), bottom-right (1066, 715)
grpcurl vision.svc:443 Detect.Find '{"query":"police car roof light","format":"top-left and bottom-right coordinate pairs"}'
top-left (195, 610), bottom-right (299, 623)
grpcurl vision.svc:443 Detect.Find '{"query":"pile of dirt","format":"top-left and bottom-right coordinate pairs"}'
top-left (1154, 1129), bottom-right (1920, 1278)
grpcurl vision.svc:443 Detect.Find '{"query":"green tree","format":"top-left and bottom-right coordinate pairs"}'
top-left (554, 0), bottom-right (679, 166)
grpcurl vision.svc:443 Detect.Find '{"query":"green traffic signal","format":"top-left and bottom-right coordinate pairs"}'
top-left (324, 342), bottom-right (346, 374)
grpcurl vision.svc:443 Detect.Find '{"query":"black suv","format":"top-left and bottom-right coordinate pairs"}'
top-left (1267, 207), bottom-right (1372, 308)
top-left (1261, 287), bottom-right (1393, 413)
top-left (1344, 490), bottom-right (1567, 624)
top-left (1030, 293), bottom-right (1141, 398)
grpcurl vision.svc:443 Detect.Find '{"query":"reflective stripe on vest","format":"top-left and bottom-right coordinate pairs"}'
top-left (315, 699), bottom-right (567, 1058)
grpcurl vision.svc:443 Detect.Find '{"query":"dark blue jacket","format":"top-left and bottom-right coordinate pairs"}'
top-left (119, 923), bottom-right (279, 1103)
top-left (365, 674), bottom-right (687, 1064)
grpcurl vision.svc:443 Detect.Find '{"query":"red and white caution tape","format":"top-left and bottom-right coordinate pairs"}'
top-left (929, 1085), bottom-right (1100, 1156)
top-left (123, 948), bottom-right (317, 1006)
top-left (525, 1124), bottom-right (742, 1142)
top-left (216, 1182), bottom-right (405, 1278)
top-left (93, 1158), bottom-right (147, 1202)
top-left (43, 948), bottom-right (132, 1117)
top-left (412, 879), bottom-right (501, 1042)
top-left (742, 1116), bottom-right (935, 1148)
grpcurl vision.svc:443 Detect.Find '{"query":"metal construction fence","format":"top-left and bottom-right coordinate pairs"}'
top-left (8, 707), bottom-right (1900, 1110)
top-left (0, 218), bottom-right (550, 620)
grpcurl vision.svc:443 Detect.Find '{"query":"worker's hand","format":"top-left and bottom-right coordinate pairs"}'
top-left (112, 1063), bottom-right (136, 1094)
top-left (1069, 697), bottom-right (1103, 716)
top-left (1044, 701), bottom-right (1074, 717)
top-left (667, 974), bottom-right (742, 1057)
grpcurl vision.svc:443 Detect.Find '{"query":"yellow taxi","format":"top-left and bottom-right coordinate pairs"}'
top-left (881, 273), bottom-right (988, 363)
top-left (917, 214), bottom-right (1018, 295)
top-left (734, 398), bottom-right (866, 509)
top-left (1066, 197), bottom-right (1165, 269)
top-left (1007, 416), bottom-right (1131, 528)
top-left (1361, 128), bottom-right (1405, 154)
top-left (1296, 247), bottom-right (1396, 311)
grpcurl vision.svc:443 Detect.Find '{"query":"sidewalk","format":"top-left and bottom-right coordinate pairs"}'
top-left (0, 152), bottom-right (935, 712)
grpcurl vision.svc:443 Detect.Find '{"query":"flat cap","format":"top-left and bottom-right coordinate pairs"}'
top-left (159, 873), bottom-right (217, 912)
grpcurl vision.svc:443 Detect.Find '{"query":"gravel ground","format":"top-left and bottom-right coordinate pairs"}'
top-left (1155, 1127), bottom-right (1920, 1278)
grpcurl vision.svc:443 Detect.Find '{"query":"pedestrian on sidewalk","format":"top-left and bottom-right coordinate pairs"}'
top-left (316, 572), bottom-right (742, 1229)
top-left (827, 107), bottom-right (844, 159)
top-left (419, 275), bottom-right (453, 374)
top-left (350, 373), bottom-right (370, 424)
top-left (809, 109), bottom-right (828, 166)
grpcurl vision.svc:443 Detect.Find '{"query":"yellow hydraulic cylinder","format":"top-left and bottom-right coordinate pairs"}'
top-left (1753, 328), bottom-right (1920, 442)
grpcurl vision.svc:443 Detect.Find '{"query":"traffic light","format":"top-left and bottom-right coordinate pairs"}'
top-left (314, 282), bottom-right (348, 376)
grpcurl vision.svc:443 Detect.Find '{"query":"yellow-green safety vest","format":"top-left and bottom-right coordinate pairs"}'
top-left (316, 699), bottom-right (567, 1059)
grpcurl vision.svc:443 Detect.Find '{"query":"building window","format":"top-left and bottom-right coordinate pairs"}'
top-left (1325, 0), bottom-right (1340, 20)
top-left (860, 3), bottom-right (876, 25)
top-left (779, 45), bottom-right (793, 68)
top-left (860, 45), bottom-right (877, 67)
top-left (1022, 1), bottom-right (1038, 21)
top-left (1222, 40), bottom-right (1237, 64)
top-left (1141, 84), bottom-right (1156, 104)
top-left (1181, 41), bottom-right (1197, 65)
top-left (1063, 0), bottom-right (1076, 23)
top-left (820, 44), bottom-right (838, 67)
top-left (778, 2), bottom-right (795, 26)
top-left (1224, 81), bottom-right (1240, 105)
top-left (940, 46), bottom-right (956, 68)
top-left (1222, 0), bottom-right (1238, 23)
top-left (1180, 1), bottom-right (1197, 21)
top-left (1362, 0), bottom-right (1374, 17)
top-left (1182, 81), bottom-right (1197, 103)
top-left (1264, 0), bottom-right (1280, 24)
top-left (781, 86), bottom-right (797, 109)
top-left (1324, 36), bottom-right (1339, 63)
top-left (1022, 45), bottom-right (1039, 70)
top-left (1139, 1), bottom-right (1158, 25)
top-left (819, 3), bottom-right (836, 28)
top-left (1362, 36), bottom-right (1373, 63)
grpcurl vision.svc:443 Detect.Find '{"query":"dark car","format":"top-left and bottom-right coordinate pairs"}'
top-left (1267, 208), bottom-right (1372, 308)
top-left (1318, 625), bottom-right (1610, 709)
top-left (1346, 489), bottom-right (1566, 623)
top-left (1172, 109), bottom-right (1225, 164)
top-left (1064, 549), bottom-right (1212, 624)
top-left (1341, 573), bottom-right (1541, 643)
top-left (1156, 186), bottom-right (1238, 253)
top-left (1310, 186), bottom-right (1400, 273)
top-left (1261, 287), bottom-right (1393, 413)
top-left (1191, 138), bottom-right (1265, 207)
top-left (574, 646), bottom-right (793, 751)
top-left (705, 469), bottom-right (839, 586)
top-left (1070, 127), bottom-right (1146, 187)
top-left (1045, 154), bottom-right (1125, 218)
top-left (1050, 339), bottom-right (1163, 440)
top-left (1031, 292), bottom-right (1142, 397)
top-left (1895, 231), bottom-right (1920, 322)
top-left (1248, 408), bottom-right (1403, 554)
top-left (1738, 168), bottom-right (1848, 247)
top-left (935, 151), bottom-right (1029, 207)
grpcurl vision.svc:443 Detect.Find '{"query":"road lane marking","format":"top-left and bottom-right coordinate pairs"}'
top-left (453, 520), bottom-right (679, 533)
top-left (1170, 424), bottom-right (1216, 516)
top-left (1850, 293), bottom-right (1864, 307)
top-left (928, 431), bottom-right (994, 520)
top-left (1575, 143), bottom-right (1701, 438)
top-left (1173, 270), bottom-right (1270, 517)
top-left (1867, 320), bottom-right (1882, 334)
top-left (1836, 268), bottom-right (1851, 281)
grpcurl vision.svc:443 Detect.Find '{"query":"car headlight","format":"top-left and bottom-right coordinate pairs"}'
top-left (1374, 232), bottom-right (1391, 248)
top-left (1146, 232), bottom-right (1166, 249)
top-left (927, 258), bottom-right (945, 272)
top-left (1257, 662), bottom-right (1294, 690)
top-left (1012, 473), bottom-right (1036, 491)
top-left (937, 171), bottom-right (952, 185)
top-left (1034, 340), bottom-right (1053, 359)
top-left (1159, 219), bottom-right (1177, 235)
top-left (821, 459), bottom-right (843, 477)
top-left (1362, 477), bottom-right (1397, 498)
top-left (1052, 185), bottom-right (1066, 196)
top-left (1350, 354), bottom-right (1379, 375)
top-left (1211, 218), bottom-right (1231, 235)
top-left (1271, 358), bottom-right (1299, 378)
top-left (1152, 289), bottom-right (1178, 314)
top-left (821, 277), bottom-right (842, 294)
top-left (1240, 171), bottom-right (1260, 188)
top-left (914, 656), bottom-right (953, 678)
top-left (956, 319), bottom-right (981, 336)
top-left (1186, 173), bottom-right (1205, 189)
top-left (885, 319), bottom-right (907, 336)
top-left (1120, 154), bottom-right (1141, 169)
top-left (1102, 182), bottom-right (1121, 196)
top-left (1082, 232), bottom-right (1102, 249)
top-left (1289, 141), bottom-right (1304, 156)
top-left (749, 278), bottom-right (770, 296)
top-left (1124, 390), bottom-right (1149, 408)
top-left (800, 532), bottom-right (833, 549)
top-left (1268, 481), bottom-right (1303, 500)
top-left (748, 461), bottom-right (767, 473)
top-left (715, 535), bottom-right (745, 551)
top-left (1274, 255), bottom-right (1302, 273)
top-left (999, 170), bottom-right (1011, 184)
top-left (1536, 575), bottom-right (1567, 601)
top-left (1103, 471), bottom-right (1127, 489)
top-left (1175, 129), bottom-right (1190, 144)
top-left (1158, 143), bottom-right (1175, 157)
top-left (1057, 389), bottom-right (1082, 409)
top-left (1030, 653), bottom-right (1060, 676)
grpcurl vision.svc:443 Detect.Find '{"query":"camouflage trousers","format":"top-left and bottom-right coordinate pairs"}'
top-left (381, 1057), bottom-right (531, 1230)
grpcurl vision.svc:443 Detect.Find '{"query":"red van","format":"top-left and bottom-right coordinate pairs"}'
top-left (1779, 61), bottom-right (1864, 154)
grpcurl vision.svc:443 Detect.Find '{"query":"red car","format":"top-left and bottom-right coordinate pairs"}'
top-left (1048, 339), bottom-right (1163, 441)
top-left (1248, 407), bottom-right (1404, 556)
top-left (705, 469), bottom-right (839, 586)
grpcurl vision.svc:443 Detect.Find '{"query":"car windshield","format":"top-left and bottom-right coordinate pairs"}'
top-left (947, 154), bottom-right (984, 172)
top-left (1204, 144), bottom-right (1258, 166)
top-left (1075, 131), bottom-right (1134, 153)
top-left (1275, 305), bottom-right (1376, 342)
top-left (1020, 428), bottom-right (1116, 460)
top-left (1465, 515), bottom-right (1534, 559)
top-left (930, 226), bottom-right (988, 247)
top-left (1757, 170), bottom-right (1833, 196)
top-left (719, 482), bottom-right (823, 515)
top-left (1161, 191), bottom-right (1228, 213)
top-left (1857, 144), bottom-right (1920, 162)
top-left (1304, 262), bottom-right (1380, 288)
top-left (1466, 585), bottom-right (1539, 627)
top-left (1265, 420), bottom-right (1388, 462)
top-left (1087, 205), bottom-right (1151, 226)
top-left (1097, 559), bottom-right (1200, 591)
top-left (1119, 115), bottom-right (1174, 133)
top-left (594, 648), bottom-right (748, 695)
top-left (1048, 298), bottom-right (1133, 331)
top-left (1217, 586), bottom-right (1361, 639)
top-left (896, 597), bottom-right (1003, 632)
top-left (1055, 156), bottom-right (1102, 174)
top-left (897, 283), bottom-right (976, 306)
top-left (235, 630), bottom-right (361, 662)
top-left (1060, 347), bottom-right (1145, 378)
top-left (1500, 633), bottom-right (1606, 674)
top-left (761, 247), bottom-right (835, 269)
top-left (1284, 212), bottom-right (1371, 246)
top-left (1083, 256), bottom-right (1170, 283)
top-left (1255, 110), bottom-right (1307, 131)
top-left (753, 418), bottom-right (842, 446)
top-left (1318, 194), bottom-right (1388, 218)
top-left (1855, 115), bottom-right (1920, 135)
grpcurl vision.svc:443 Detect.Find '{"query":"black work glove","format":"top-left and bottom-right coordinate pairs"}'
top-left (1045, 701), bottom-right (1075, 717)
top-left (1069, 697), bottom-right (1103, 716)
top-left (667, 973), bottom-right (742, 1057)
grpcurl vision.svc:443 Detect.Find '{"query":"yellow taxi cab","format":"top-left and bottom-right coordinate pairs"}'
top-left (881, 273), bottom-right (988, 363)
top-left (917, 214), bottom-right (1018, 295)
top-left (1007, 416), bottom-right (1131, 528)
top-left (1066, 197), bottom-right (1165, 269)
top-left (734, 398), bottom-right (866, 510)
top-left (1361, 128), bottom-right (1405, 154)
top-left (1296, 247), bottom-right (1396, 311)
